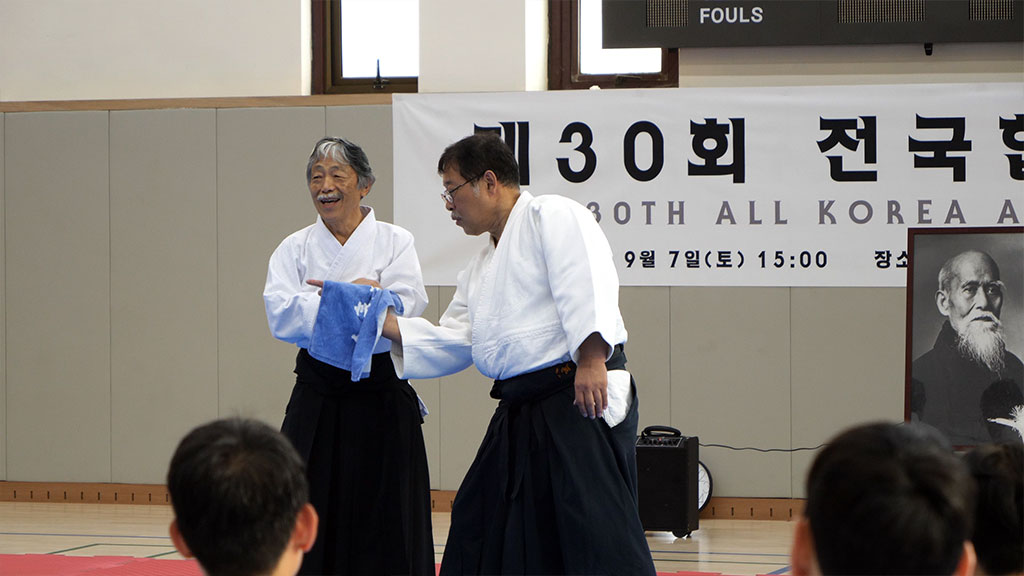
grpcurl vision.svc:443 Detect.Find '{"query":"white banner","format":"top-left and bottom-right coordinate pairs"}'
top-left (393, 84), bottom-right (1023, 286)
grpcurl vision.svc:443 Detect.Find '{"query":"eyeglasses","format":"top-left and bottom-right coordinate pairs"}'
top-left (440, 172), bottom-right (485, 204)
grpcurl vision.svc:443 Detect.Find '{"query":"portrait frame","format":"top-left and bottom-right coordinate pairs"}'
top-left (905, 226), bottom-right (1024, 447)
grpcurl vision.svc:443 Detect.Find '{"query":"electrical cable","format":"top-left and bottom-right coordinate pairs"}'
top-left (699, 442), bottom-right (827, 453)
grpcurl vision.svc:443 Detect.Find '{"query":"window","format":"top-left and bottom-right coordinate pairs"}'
top-left (549, 0), bottom-right (678, 90)
top-left (312, 0), bottom-right (678, 94)
top-left (312, 0), bottom-right (418, 94)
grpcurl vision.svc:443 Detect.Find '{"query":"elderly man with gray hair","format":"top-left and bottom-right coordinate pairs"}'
top-left (264, 137), bottom-right (433, 575)
top-left (911, 249), bottom-right (1024, 445)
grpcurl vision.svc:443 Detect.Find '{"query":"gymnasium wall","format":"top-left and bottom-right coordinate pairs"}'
top-left (0, 0), bottom-right (1020, 498)
top-left (0, 0), bottom-right (309, 102)
top-left (0, 95), bottom-right (985, 497)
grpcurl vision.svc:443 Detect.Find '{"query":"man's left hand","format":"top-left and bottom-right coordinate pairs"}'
top-left (574, 334), bottom-right (610, 419)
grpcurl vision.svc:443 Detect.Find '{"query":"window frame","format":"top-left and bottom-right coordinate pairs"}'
top-left (548, 0), bottom-right (679, 90)
top-left (311, 0), bottom-right (678, 94)
top-left (312, 0), bottom-right (417, 95)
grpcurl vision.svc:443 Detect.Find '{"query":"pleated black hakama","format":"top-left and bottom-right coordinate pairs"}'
top-left (439, 347), bottom-right (656, 576)
top-left (282, 349), bottom-right (435, 576)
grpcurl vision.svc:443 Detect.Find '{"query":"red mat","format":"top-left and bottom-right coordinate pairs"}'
top-left (0, 555), bottom-right (763, 576)
top-left (0, 555), bottom-right (202, 575)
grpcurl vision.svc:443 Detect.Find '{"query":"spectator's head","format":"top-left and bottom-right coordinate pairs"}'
top-left (965, 442), bottom-right (1024, 576)
top-left (937, 250), bottom-right (1007, 373)
top-left (167, 418), bottom-right (317, 576)
top-left (791, 422), bottom-right (977, 576)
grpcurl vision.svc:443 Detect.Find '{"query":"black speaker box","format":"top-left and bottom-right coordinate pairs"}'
top-left (636, 430), bottom-right (699, 537)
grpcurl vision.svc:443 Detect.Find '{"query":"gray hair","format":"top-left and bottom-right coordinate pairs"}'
top-left (305, 137), bottom-right (376, 189)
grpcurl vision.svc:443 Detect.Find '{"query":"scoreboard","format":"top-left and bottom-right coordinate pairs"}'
top-left (602, 0), bottom-right (1023, 48)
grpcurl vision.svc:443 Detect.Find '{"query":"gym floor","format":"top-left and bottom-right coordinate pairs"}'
top-left (0, 501), bottom-right (795, 575)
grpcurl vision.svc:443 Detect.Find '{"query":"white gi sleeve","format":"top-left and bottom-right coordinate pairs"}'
top-left (535, 197), bottom-right (624, 363)
top-left (263, 240), bottom-right (320, 349)
top-left (392, 271), bottom-right (475, 380)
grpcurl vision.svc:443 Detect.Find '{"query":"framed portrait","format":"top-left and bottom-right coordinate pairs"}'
top-left (905, 226), bottom-right (1024, 447)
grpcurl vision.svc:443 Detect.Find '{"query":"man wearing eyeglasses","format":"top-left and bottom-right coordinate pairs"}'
top-left (911, 249), bottom-right (1024, 446)
top-left (381, 133), bottom-right (656, 575)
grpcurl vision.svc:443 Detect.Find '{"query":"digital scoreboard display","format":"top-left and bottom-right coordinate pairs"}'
top-left (602, 0), bottom-right (1023, 48)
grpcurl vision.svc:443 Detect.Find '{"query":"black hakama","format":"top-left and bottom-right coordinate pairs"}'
top-left (281, 349), bottom-right (435, 576)
top-left (439, 347), bottom-right (656, 576)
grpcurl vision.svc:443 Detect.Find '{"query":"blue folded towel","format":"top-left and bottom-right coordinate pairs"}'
top-left (308, 281), bottom-right (405, 381)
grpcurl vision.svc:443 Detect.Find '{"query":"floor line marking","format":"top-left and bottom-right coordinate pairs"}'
top-left (1, 531), bottom-right (170, 540)
top-left (651, 557), bottom-right (790, 567)
top-left (648, 549), bottom-right (790, 557)
top-left (48, 543), bottom-right (101, 555)
top-left (146, 550), bottom-right (183, 559)
top-left (63, 543), bottom-right (175, 549)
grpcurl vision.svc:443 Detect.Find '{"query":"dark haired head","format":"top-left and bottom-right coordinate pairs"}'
top-left (965, 442), bottom-right (1023, 576)
top-left (167, 418), bottom-right (309, 576)
top-left (437, 133), bottom-right (521, 188)
top-left (805, 422), bottom-right (975, 575)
